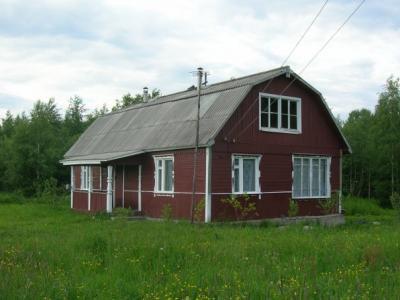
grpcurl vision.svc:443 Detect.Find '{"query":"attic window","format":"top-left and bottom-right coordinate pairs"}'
top-left (259, 93), bottom-right (301, 134)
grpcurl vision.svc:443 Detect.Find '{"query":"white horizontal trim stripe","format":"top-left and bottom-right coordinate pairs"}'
top-left (213, 191), bottom-right (292, 195)
top-left (92, 191), bottom-right (107, 194)
top-left (123, 190), bottom-right (293, 195)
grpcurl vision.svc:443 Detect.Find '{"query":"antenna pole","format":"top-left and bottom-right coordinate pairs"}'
top-left (190, 67), bottom-right (203, 224)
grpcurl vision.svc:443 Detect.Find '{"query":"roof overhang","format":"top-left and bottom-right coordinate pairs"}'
top-left (60, 150), bottom-right (145, 166)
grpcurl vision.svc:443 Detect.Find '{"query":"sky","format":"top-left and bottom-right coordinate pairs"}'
top-left (0, 0), bottom-right (399, 120)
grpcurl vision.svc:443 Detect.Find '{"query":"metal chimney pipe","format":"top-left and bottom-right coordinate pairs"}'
top-left (143, 86), bottom-right (149, 102)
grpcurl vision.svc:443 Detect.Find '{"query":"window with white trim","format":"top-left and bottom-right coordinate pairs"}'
top-left (154, 156), bottom-right (174, 192)
top-left (80, 166), bottom-right (89, 190)
top-left (292, 156), bottom-right (330, 198)
top-left (232, 155), bottom-right (260, 194)
top-left (259, 93), bottom-right (301, 133)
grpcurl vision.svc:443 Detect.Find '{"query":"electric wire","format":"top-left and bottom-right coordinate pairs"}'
top-left (224, 0), bottom-right (329, 140)
top-left (231, 0), bottom-right (366, 141)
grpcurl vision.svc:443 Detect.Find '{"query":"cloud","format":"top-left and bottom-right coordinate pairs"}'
top-left (0, 0), bottom-right (399, 120)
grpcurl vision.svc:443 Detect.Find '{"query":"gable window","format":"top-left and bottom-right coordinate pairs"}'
top-left (292, 156), bottom-right (330, 198)
top-left (80, 166), bottom-right (89, 190)
top-left (154, 156), bottom-right (174, 193)
top-left (259, 93), bottom-right (301, 133)
top-left (232, 155), bottom-right (261, 194)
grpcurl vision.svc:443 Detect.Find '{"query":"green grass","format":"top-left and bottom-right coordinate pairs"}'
top-left (0, 196), bottom-right (399, 299)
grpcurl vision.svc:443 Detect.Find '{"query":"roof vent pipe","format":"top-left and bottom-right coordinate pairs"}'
top-left (197, 67), bottom-right (203, 90)
top-left (143, 87), bottom-right (149, 102)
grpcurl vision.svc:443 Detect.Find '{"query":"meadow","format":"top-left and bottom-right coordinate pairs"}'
top-left (0, 194), bottom-right (399, 299)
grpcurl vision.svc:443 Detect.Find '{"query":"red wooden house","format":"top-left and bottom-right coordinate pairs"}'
top-left (61, 66), bottom-right (351, 222)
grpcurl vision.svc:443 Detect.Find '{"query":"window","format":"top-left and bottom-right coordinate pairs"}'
top-left (292, 156), bottom-right (330, 198)
top-left (232, 155), bottom-right (260, 194)
top-left (80, 166), bottom-right (89, 190)
top-left (154, 156), bottom-right (174, 192)
top-left (100, 167), bottom-right (107, 190)
top-left (259, 93), bottom-right (301, 133)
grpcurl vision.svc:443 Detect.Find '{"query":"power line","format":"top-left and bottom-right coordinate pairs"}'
top-left (232, 0), bottom-right (366, 141)
top-left (278, 0), bottom-right (366, 97)
top-left (224, 0), bottom-right (329, 140)
top-left (281, 0), bottom-right (329, 66)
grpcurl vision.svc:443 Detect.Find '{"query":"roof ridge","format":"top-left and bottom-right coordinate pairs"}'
top-left (102, 66), bottom-right (288, 118)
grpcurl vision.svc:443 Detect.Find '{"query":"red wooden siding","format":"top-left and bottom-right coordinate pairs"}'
top-left (90, 192), bottom-right (107, 212)
top-left (115, 165), bottom-right (123, 207)
top-left (143, 149), bottom-right (205, 219)
top-left (211, 75), bottom-right (343, 220)
top-left (124, 165), bottom-right (138, 209)
top-left (72, 191), bottom-right (88, 211)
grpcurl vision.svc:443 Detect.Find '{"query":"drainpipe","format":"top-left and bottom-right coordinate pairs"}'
top-left (205, 146), bottom-right (212, 223)
top-left (107, 165), bottom-right (113, 213)
top-left (70, 166), bottom-right (74, 209)
top-left (88, 166), bottom-right (92, 211)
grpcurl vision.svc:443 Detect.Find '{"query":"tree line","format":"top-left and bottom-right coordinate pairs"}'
top-left (0, 90), bottom-right (159, 196)
top-left (341, 77), bottom-right (400, 207)
top-left (0, 78), bottom-right (399, 207)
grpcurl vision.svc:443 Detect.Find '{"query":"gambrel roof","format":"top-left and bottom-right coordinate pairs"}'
top-left (62, 66), bottom-right (351, 165)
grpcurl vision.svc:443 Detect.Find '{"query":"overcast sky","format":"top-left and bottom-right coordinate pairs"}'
top-left (0, 0), bottom-right (399, 120)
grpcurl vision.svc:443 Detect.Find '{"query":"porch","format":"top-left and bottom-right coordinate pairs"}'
top-left (70, 164), bottom-right (142, 213)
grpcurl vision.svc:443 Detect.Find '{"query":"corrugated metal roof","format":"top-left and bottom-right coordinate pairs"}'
top-left (62, 66), bottom-right (350, 164)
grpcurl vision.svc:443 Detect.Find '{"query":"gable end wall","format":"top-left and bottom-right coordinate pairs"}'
top-left (210, 75), bottom-right (344, 220)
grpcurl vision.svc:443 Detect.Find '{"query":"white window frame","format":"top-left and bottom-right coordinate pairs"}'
top-left (259, 93), bottom-right (302, 134)
top-left (80, 166), bottom-right (89, 190)
top-left (292, 155), bottom-right (331, 199)
top-left (153, 155), bottom-right (174, 193)
top-left (231, 154), bottom-right (261, 194)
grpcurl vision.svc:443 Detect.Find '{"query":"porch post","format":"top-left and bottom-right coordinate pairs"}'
top-left (113, 165), bottom-right (116, 208)
top-left (106, 165), bottom-right (113, 213)
top-left (205, 146), bottom-right (212, 223)
top-left (88, 166), bottom-right (92, 211)
top-left (122, 165), bottom-right (125, 208)
top-left (339, 149), bottom-right (343, 214)
top-left (138, 165), bottom-right (142, 211)
top-left (70, 166), bottom-right (74, 209)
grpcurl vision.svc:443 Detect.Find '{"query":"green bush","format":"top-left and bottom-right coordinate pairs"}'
top-left (194, 198), bottom-right (205, 223)
top-left (0, 192), bottom-right (26, 204)
top-left (287, 199), bottom-right (298, 217)
top-left (161, 203), bottom-right (173, 221)
top-left (220, 194), bottom-right (258, 221)
top-left (390, 192), bottom-right (400, 217)
top-left (318, 192), bottom-right (339, 215)
top-left (343, 196), bottom-right (388, 216)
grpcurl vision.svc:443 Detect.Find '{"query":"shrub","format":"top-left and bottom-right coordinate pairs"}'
top-left (343, 196), bottom-right (388, 216)
top-left (161, 203), bottom-right (173, 221)
top-left (220, 194), bottom-right (258, 221)
top-left (390, 192), bottom-right (400, 217)
top-left (36, 177), bottom-right (66, 204)
top-left (287, 199), bottom-right (298, 217)
top-left (0, 192), bottom-right (26, 204)
top-left (194, 198), bottom-right (205, 223)
top-left (318, 192), bottom-right (339, 215)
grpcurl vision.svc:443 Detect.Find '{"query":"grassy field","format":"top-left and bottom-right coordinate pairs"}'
top-left (0, 195), bottom-right (399, 299)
